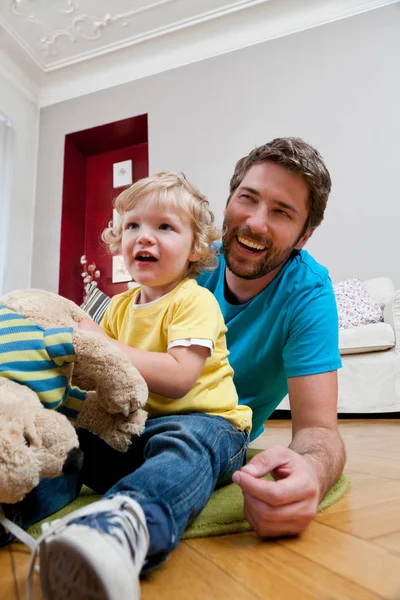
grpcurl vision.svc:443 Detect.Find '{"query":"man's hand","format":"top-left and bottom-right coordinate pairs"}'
top-left (78, 319), bottom-right (108, 338)
top-left (232, 445), bottom-right (319, 537)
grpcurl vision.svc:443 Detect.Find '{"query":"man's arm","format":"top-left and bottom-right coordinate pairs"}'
top-left (232, 371), bottom-right (346, 537)
top-left (288, 371), bottom-right (346, 500)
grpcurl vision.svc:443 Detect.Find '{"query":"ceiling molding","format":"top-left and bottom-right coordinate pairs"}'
top-left (0, 5), bottom-right (44, 70)
top-left (0, 0), bottom-right (269, 70)
top-left (0, 0), bottom-right (398, 107)
top-left (42, 0), bottom-right (268, 71)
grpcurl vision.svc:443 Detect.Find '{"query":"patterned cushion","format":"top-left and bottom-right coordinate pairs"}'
top-left (80, 284), bottom-right (111, 324)
top-left (333, 278), bottom-right (383, 330)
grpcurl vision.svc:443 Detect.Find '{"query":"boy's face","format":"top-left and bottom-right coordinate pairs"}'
top-left (121, 196), bottom-right (198, 299)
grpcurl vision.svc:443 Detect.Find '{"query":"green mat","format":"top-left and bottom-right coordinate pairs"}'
top-left (27, 449), bottom-right (349, 540)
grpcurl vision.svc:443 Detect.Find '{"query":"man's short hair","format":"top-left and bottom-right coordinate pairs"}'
top-left (228, 137), bottom-right (332, 230)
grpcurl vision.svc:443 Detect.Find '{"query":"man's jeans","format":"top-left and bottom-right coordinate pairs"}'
top-left (1, 414), bottom-right (248, 568)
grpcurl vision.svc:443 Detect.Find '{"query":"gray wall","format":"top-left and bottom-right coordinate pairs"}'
top-left (0, 73), bottom-right (39, 294)
top-left (34, 4), bottom-right (400, 292)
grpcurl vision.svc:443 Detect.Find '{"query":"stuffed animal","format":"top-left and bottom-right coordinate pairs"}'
top-left (0, 288), bottom-right (148, 504)
top-left (0, 380), bottom-right (83, 504)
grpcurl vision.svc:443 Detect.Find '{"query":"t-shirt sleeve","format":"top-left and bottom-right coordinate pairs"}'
top-left (167, 286), bottom-right (224, 347)
top-left (283, 279), bottom-right (342, 378)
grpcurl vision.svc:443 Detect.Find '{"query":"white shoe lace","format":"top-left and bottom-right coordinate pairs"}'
top-left (0, 496), bottom-right (149, 600)
top-left (0, 506), bottom-right (37, 550)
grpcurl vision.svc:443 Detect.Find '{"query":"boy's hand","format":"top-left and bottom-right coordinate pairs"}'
top-left (78, 319), bottom-right (108, 338)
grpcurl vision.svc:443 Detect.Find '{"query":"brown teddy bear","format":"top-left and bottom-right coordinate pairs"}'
top-left (0, 288), bottom-right (148, 504)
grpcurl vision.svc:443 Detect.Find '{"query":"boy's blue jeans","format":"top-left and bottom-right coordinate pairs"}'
top-left (1, 414), bottom-right (248, 568)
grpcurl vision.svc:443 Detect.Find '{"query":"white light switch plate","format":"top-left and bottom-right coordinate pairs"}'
top-left (113, 160), bottom-right (132, 189)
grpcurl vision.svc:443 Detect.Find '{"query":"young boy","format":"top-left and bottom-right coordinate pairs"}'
top-left (35, 172), bottom-right (252, 600)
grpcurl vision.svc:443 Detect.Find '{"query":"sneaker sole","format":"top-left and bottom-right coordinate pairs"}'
top-left (40, 526), bottom-right (141, 600)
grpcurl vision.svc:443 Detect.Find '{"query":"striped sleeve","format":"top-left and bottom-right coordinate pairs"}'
top-left (43, 327), bottom-right (76, 367)
top-left (58, 385), bottom-right (87, 420)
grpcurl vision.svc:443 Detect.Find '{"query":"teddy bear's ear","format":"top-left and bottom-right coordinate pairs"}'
top-left (0, 424), bottom-right (41, 504)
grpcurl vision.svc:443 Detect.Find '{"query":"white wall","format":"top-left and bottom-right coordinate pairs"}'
top-left (0, 66), bottom-right (39, 293)
top-left (33, 4), bottom-right (400, 291)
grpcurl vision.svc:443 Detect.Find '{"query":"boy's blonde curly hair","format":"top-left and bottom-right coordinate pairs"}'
top-left (102, 171), bottom-right (221, 278)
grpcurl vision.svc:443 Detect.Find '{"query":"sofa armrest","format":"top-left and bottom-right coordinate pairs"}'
top-left (383, 290), bottom-right (400, 353)
top-left (363, 278), bottom-right (395, 308)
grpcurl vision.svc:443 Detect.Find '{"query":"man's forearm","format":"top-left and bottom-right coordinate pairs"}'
top-left (289, 427), bottom-right (346, 499)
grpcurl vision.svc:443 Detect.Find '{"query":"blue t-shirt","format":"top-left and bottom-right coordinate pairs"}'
top-left (197, 248), bottom-right (341, 441)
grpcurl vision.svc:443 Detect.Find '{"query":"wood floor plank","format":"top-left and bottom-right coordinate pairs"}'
top-left (371, 531), bottom-right (400, 557)
top-left (141, 540), bottom-right (260, 600)
top-left (338, 419), bottom-right (399, 428)
top-left (318, 478), bottom-right (400, 516)
top-left (9, 543), bottom-right (43, 600)
top-left (278, 521), bottom-right (400, 599)
top-left (342, 470), bottom-right (394, 483)
top-left (320, 499), bottom-right (400, 540)
top-left (186, 533), bottom-right (382, 600)
top-left (250, 430), bottom-right (292, 449)
top-left (0, 548), bottom-right (18, 600)
top-left (345, 456), bottom-right (400, 480)
top-left (351, 448), bottom-right (400, 460)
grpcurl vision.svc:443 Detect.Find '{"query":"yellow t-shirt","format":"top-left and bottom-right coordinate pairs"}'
top-left (101, 278), bottom-right (252, 433)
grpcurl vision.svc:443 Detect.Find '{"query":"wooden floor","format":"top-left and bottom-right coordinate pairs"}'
top-left (2, 419), bottom-right (400, 600)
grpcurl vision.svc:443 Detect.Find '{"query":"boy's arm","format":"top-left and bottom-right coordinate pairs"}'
top-left (79, 319), bottom-right (209, 398)
top-left (113, 341), bottom-right (209, 398)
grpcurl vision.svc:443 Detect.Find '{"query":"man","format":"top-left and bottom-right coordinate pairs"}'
top-left (197, 137), bottom-right (345, 537)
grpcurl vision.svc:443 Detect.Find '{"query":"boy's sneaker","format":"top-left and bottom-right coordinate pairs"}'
top-left (33, 495), bottom-right (149, 600)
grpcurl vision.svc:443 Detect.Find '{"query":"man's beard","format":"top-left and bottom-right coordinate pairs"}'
top-left (222, 222), bottom-right (296, 281)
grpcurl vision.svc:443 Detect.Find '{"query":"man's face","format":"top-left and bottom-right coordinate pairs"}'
top-left (222, 161), bottom-right (312, 280)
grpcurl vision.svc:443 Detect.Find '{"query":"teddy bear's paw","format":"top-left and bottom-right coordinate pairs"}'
top-left (99, 409), bottom-right (148, 453)
top-left (76, 394), bottom-right (147, 453)
top-left (100, 376), bottom-right (148, 417)
top-left (71, 330), bottom-right (148, 416)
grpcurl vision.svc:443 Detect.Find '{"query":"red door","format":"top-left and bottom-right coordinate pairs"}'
top-left (85, 143), bottom-right (148, 298)
top-left (59, 114), bottom-right (148, 304)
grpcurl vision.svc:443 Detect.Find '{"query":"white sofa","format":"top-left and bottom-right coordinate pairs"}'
top-left (277, 277), bottom-right (400, 414)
